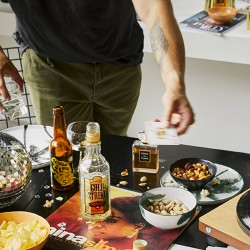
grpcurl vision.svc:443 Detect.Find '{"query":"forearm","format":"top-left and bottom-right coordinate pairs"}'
top-left (133, 0), bottom-right (186, 94)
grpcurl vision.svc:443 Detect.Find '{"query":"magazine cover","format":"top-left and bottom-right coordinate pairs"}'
top-left (180, 10), bottom-right (247, 35)
top-left (46, 187), bottom-right (199, 250)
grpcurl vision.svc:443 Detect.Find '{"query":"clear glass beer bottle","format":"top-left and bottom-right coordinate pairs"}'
top-left (79, 122), bottom-right (111, 221)
top-left (50, 106), bottom-right (74, 191)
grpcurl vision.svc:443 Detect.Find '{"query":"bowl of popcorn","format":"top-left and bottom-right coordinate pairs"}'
top-left (139, 187), bottom-right (197, 230)
top-left (0, 211), bottom-right (50, 250)
top-left (169, 158), bottom-right (217, 190)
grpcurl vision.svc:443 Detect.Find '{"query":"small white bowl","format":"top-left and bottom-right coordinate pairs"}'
top-left (139, 187), bottom-right (197, 230)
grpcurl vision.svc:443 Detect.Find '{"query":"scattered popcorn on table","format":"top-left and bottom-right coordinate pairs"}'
top-left (56, 196), bottom-right (64, 201)
top-left (121, 169), bottom-right (129, 176)
top-left (140, 176), bottom-right (147, 182)
top-left (200, 189), bottom-right (210, 198)
top-left (212, 177), bottom-right (221, 185)
top-left (138, 182), bottom-right (147, 187)
top-left (43, 200), bottom-right (54, 208)
top-left (119, 181), bottom-right (128, 186)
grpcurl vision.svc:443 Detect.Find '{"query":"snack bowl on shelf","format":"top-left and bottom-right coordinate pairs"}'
top-left (0, 211), bottom-right (50, 250)
top-left (207, 6), bottom-right (239, 24)
top-left (169, 158), bottom-right (217, 190)
top-left (139, 187), bottom-right (197, 230)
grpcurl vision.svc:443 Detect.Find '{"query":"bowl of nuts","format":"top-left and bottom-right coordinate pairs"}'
top-left (169, 158), bottom-right (217, 190)
top-left (139, 187), bottom-right (197, 230)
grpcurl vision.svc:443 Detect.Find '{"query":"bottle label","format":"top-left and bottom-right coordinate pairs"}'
top-left (84, 176), bottom-right (109, 215)
top-left (51, 156), bottom-right (74, 187)
top-left (139, 149), bottom-right (151, 163)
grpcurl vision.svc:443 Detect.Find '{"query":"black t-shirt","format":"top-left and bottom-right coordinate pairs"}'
top-left (9, 0), bottom-right (144, 65)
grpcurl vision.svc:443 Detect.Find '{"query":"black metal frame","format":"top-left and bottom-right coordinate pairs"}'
top-left (0, 47), bottom-right (36, 128)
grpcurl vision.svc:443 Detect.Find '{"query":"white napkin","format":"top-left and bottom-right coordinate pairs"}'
top-left (168, 244), bottom-right (202, 250)
top-left (206, 246), bottom-right (237, 250)
top-left (168, 244), bottom-right (237, 250)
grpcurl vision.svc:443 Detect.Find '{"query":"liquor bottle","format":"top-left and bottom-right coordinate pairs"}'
top-left (50, 106), bottom-right (74, 191)
top-left (79, 122), bottom-right (111, 221)
top-left (132, 132), bottom-right (159, 174)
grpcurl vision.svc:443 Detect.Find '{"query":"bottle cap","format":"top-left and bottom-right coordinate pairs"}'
top-left (86, 122), bottom-right (100, 143)
top-left (133, 239), bottom-right (147, 250)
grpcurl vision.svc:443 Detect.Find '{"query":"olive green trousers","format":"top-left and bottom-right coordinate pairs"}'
top-left (22, 49), bottom-right (141, 136)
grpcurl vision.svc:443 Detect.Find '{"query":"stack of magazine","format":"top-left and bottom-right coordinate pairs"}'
top-left (180, 10), bottom-right (247, 35)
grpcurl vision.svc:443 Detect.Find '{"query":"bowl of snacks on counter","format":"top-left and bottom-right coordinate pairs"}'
top-left (139, 187), bottom-right (197, 230)
top-left (0, 211), bottom-right (50, 250)
top-left (169, 158), bottom-right (217, 190)
top-left (207, 6), bottom-right (240, 24)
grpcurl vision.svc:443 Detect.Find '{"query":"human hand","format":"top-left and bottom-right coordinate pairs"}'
top-left (0, 48), bottom-right (24, 109)
top-left (161, 90), bottom-right (195, 135)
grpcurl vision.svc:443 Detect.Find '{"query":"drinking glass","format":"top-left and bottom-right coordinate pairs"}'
top-left (67, 121), bottom-right (89, 176)
top-left (0, 78), bottom-right (28, 120)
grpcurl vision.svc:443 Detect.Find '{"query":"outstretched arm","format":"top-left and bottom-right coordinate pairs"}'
top-left (132, 0), bottom-right (195, 135)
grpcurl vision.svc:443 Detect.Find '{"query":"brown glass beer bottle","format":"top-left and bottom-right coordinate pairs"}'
top-left (50, 106), bottom-right (74, 191)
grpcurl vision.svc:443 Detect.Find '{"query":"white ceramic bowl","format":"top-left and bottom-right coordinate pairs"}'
top-left (139, 187), bottom-right (197, 229)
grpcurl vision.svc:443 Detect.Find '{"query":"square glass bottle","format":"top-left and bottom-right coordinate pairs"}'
top-left (132, 139), bottom-right (159, 174)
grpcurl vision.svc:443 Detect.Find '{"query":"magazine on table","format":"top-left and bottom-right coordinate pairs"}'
top-left (46, 186), bottom-right (200, 250)
top-left (180, 10), bottom-right (247, 35)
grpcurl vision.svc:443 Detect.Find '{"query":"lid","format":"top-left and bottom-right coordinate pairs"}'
top-left (86, 122), bottom-right (100, 143)
top-left (133, 239), bottom-right (147, 250)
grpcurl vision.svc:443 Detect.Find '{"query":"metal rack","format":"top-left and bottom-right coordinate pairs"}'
top-left (0, 47), bottom-right (37, 128)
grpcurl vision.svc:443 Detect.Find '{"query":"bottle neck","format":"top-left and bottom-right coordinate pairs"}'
top-left (53, 106), bottom-right (67, 139)
top-left (85, 142), bottom-right (102, 155)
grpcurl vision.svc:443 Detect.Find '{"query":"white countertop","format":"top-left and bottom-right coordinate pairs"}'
top-left (141, 0), bottom-right (250, 65)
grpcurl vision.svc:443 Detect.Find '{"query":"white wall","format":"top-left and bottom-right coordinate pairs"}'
top-left (127, 53), bottom-right (250, 154)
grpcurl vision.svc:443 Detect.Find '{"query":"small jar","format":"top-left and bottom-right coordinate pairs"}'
top-left (133, 239), bottom-right (147, 250)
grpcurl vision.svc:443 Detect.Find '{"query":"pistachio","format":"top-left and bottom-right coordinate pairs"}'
top-left (140, 176), bottom-right (147, 182)
top-left (138, 182), bottom-right (147, 187)
top-left (119, 181), bottom-right (128, 186)
top-left (146, 197), bottom-right (189, 216)
top-left (121, 169), bottom-right (129, 176)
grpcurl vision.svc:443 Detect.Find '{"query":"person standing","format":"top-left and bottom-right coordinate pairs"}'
top-left (0, 0), bottom-right (194, 136)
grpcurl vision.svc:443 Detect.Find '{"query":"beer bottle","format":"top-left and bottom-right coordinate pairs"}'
top-left (50, 106), bottom-right (74, 191)
top-left (79, 122), bottom-right (111, 221)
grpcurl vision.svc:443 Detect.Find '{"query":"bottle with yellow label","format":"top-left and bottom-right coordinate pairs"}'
top-left (79, 122), bottom-right (111, 221)
top-left (50, 106), bottom-right (74, 191)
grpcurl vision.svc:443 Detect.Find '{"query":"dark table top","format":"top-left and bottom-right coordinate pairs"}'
top-left (1, 134), bottom-right (250, 249)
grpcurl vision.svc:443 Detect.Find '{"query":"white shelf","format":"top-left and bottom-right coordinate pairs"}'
top-left (140, 0), bottom-right (250, 65)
